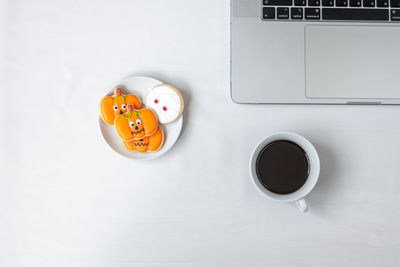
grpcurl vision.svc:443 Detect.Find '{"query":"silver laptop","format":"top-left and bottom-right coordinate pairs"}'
top-left (231, 0), bottom-right (400, 104)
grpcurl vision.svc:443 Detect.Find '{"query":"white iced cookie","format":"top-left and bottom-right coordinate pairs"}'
top-left (145, 84), bottom-right (184, 124)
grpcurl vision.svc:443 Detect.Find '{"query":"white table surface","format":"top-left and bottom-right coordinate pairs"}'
top-left (1, 1), bottom-right (400, 266)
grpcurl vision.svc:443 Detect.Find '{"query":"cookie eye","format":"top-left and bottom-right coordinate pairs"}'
top-left (113, 105), bottom-right (119, 111)
top-left (136, 119), bottom-right (142, 125)
top-left (163, 106), bottom-right (167, 111)
top-left (154, 99), bottom-right (159, 104)
top-left (129, 121), bottom-right (135, 127)
top-left (121, 104), bottom-right (127, 110)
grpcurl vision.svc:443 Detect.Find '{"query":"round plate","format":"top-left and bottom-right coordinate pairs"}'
top-left (99, 76), bottom-right (183, 160)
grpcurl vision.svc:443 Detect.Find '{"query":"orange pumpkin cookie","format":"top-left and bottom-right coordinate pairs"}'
top-left (99, 87), bottom-right (141, 125)
top-left (123, 126), bottom-right (164, 153)
top-left (114, 104), bottom-right (158, 141)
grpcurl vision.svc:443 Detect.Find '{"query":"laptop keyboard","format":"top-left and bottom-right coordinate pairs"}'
top-left (262, 0), bottom-right (400, 21)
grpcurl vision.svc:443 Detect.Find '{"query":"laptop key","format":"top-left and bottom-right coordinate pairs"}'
top-left (277, 7), bottom-right (290, 19)
top-left (308, 0), bottom-right (321, 5)
top-left (350, 0), bottom-right (362, 6)
top-left (363, 0), bottom-right (375, 6)
top-left (295, 0), bottom-right (307, 5)
top-left (336, 0), bottom-right (348, 6)
top-left (391, 0), bottom-right (400, 7)
top-left (291, 8), bottom-right (304, 19)
top-left (263, 7), bottom-right (275, 19)
top-left (263, 0), bottom-right (292, 5)
top-left (391, 9), bottom-right (400, 20)
top-left (322, 0), bottom-right (334, 6)
top-left (322, 8), bottom-right (389, 20)
top-left (377, 0), bottom-right (389, 6)
top-left (305, 8), bottom-right (321, 19)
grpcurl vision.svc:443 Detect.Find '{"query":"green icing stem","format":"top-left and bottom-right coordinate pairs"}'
top-left (123, 112), bottom-right (132, 119)
top-left (114, 95), bottom-right (126, 103)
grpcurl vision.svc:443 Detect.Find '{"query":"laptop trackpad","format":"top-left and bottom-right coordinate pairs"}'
top-left (305, 26), bottom-right (400, 99)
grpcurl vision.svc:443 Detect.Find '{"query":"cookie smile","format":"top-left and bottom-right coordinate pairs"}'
top-left (134, 142), bottom-right (149, 147)
top-left (131, 128), bottom-right (144, 135)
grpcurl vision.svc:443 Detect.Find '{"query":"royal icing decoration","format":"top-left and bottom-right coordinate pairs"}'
top-left (114, 104), bottom-right (158, 141)
top-left (123, 126), bottom-right (164, 153)
top-left (99, 87), bottom-right (141, 125)
top-left (145, 84), bottom-right (184, 124)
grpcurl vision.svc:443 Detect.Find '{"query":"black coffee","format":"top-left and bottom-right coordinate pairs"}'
top-left (256, 140), bottom-right (309, 194)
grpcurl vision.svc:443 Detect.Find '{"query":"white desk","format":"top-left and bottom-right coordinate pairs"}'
top-left (1, 0), bottom-right (400, 266)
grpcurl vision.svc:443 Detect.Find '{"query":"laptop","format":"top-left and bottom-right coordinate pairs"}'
top-left (231, 0), bottom-right (400, 104)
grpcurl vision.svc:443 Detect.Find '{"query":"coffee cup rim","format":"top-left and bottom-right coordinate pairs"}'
top-left (249, 132), bottom-right (320, 202)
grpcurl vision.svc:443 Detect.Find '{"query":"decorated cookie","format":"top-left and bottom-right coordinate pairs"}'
top-left (114, 104), bottom-right (158, 141)
top-left (99, 87), bottom-right (141, 125)
top-left (145, 84), bottom-right (184, 124)
top-left (123, 127), bottom-right (164, 153)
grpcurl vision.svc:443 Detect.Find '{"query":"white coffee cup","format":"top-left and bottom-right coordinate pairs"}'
top-left (249, 132), bottom-right (320, 213)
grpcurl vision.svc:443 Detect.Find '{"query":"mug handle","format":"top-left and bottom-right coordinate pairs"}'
top-left (296, 198), bottom-right (308, 213)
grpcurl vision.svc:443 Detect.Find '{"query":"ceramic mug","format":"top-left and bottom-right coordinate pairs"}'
top-left (249, 132), bottom-right (320, 213)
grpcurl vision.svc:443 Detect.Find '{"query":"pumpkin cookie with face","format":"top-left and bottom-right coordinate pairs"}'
top-left (99, 87), bottom-right (141, 125)
top-left (114, 104), bottom-right (158, 141)
top-left (123, 127), bottom-right (164, 153)
top-left (145, 84), bottom-right (184, 124)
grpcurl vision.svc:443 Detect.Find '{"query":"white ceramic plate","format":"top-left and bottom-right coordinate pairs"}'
top-left (99, 76), bottom-right (183, 160)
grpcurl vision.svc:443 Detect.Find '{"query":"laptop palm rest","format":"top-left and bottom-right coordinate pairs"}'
top-left (305, 25), bottom-right (400, 100)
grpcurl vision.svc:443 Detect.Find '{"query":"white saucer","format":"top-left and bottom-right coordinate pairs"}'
top-left (99, 76), bottom-right (183, 160)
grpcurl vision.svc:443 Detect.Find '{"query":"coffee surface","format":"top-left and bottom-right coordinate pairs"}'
top-left (256, 140), bottom-right (309, 194)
